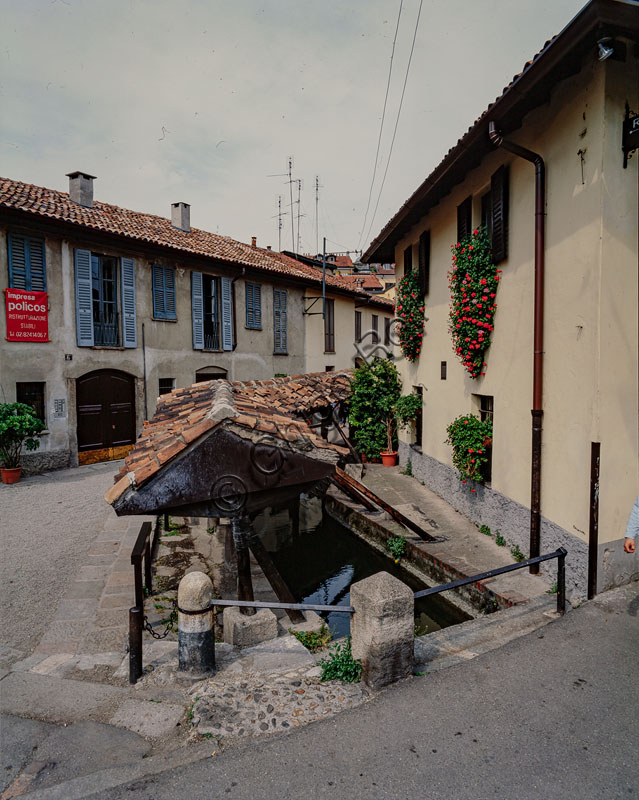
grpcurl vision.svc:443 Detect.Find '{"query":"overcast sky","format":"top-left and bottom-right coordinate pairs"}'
top-left (1, 0), bottom-right (585, 258)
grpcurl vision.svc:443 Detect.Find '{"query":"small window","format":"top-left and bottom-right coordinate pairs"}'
top-left (203, 274), bottom-right (220, 350)
top-left (16, 382), bottom-right (46, 426)
top-left (474, 394), bottom-right (494, 484)
top-left (325, 365), bottom-right (335, 372)
top-left (413, 386), bottom-right (423, 449)
top-left (355, 310), bottom-right (362, 343)
top-left (441, 361), bottom-right (447, 380)
top-left (457, 196), bottom-right (472, 243)
top-left (158, 378), bottom-right (175, 396)
top-left (8, 234), bottom-right (46, 291)
top-left (384, 317), bottom-right (391, 346)
top-left (245, 281), bottom-right (262, 329)
top-left (152, 264), bottom-right (176, 320)
top-left (195, 367), bottom-right (227, 383)
top-left (403, 245), bottom-right (413, 276)
top-left (324, 299), bottom-right (335, 353)
top-left (371, 314), bottom-right (379, 344)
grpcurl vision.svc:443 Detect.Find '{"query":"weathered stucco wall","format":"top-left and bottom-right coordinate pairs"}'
top-left (392, 52), bottom-right (638, 593)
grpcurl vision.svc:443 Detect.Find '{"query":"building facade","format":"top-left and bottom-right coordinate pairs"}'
top-left (363, 0), bottom-right (638, 595)
top-left (1, 174), bottom-right (392, 472)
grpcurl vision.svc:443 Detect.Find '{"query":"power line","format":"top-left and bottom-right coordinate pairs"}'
top-left (364, 0), bottom-right (424, 249)
top-left (356, 0), bottom-right (403, 252)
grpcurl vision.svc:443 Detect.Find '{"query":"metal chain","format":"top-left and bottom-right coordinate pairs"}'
top-left (143, 598), bottom-right (178, 640)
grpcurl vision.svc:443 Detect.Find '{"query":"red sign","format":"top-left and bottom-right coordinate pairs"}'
top-left (4, 289), bottom-right (50, 342)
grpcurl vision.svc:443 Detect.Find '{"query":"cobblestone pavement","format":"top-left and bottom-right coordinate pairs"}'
top-left (189, 668), bottom-right (372, 744)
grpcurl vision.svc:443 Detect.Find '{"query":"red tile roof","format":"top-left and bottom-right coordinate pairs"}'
top-left (0, 177), bottom-right (372, 300)
top-left (338, 274), bottom-right (383, 292)
top-left (105, 371), bottom-right (352, 507)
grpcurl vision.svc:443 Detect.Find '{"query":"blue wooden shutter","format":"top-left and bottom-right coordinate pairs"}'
top-left (7, 235), bottom-right (27, 289)
top-left (74, 249), bottom-right (94, 346)
top-left (165, 267), bottom-right (176, 319)
top-left (28, 238), bottom-right (46, 291)
top-left (280, 290), bottom-right (287, 352)
top-left (245, 282), bottom-right (254, 327)
top-left (254, 284), bottom-right (262, 328)
top-left (152, 264), bottom-right (165, 318)
top-left (120, 257), bottom-right (137, 348)
top-left (274, 289), bottom-right (287, 353)
top-left (191, 271), bottom-right (204, 350)
top-left (221, 276), bottom-right (233, 351)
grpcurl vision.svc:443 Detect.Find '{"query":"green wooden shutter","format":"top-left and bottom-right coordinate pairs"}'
top-left (418, 230), bottom-right (430, 296)
top-left (403, 245), bottom-right (413, 276)
top-left (221, 276), bottom-right (233, 351)
top-left (491, 165), bottom-right (509, 263)
top-left (74, 249), bottom-right (94, 347)
top-left (121, 257), bottom-right (137, 348)
top-left (457, 196), bottom-right (472, 242)
top-left (191, 271), bottom-right (204, 350)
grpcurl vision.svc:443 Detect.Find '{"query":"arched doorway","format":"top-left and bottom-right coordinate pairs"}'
top-left (76, 369), bottom-right (136, 465)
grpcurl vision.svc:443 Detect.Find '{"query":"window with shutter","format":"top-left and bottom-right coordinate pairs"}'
top-left (457, 196), bottom-right (472, 242)
top-left (324, 298), bottom-right (335, 353)
top-left (74, 248), bottom-right (94, 347)
top-left (8, 234), bottom-right (47, 291)
top-left (403, 245), bottom-right (413, 276)
top-left (490, 165), bottom-right (509, 263)
top-left (418, 230), bottom-right (430, 296)
top-left (152, 264), bottom-right (177, 320)
top-left (355, 310), bottom-right (362, 343)
top-left (273, 289), bottom-right (288, 354)
top-left (372, 314), bottom-right (379, 344)
top-left (245, 281), bottom-right (262, 329)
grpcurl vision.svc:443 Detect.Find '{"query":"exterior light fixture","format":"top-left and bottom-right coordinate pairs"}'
top-left (597, 37), bottom-right (614, 61)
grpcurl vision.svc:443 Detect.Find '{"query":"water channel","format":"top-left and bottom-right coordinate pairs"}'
top-left (251, 495), bottom-right (471, 639)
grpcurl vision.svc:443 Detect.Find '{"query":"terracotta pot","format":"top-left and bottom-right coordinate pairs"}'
top-left (1, 467), bottom-right (22, 485)
top-left (380, 451), bottom-right (398, 467)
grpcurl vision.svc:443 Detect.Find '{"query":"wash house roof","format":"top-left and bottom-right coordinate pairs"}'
top-left (105, 371), bottom-right (352, 516)
top-left (363, 0), bottom-right (639, 263)
top-left (0, 176), bottom-right (391, 307)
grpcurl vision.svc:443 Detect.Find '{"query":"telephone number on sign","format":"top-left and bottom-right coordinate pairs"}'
top-left (9, 331), bottom-right (48, 339)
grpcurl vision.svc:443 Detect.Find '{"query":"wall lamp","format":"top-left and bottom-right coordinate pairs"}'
top-left (597, 37), bottom-right (615, 61)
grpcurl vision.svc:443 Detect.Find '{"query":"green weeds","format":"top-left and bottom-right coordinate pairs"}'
top-left (319, 637), bottom-right (362, 683)
top-left (290, 623), bottom-right (332, 653)
top-left (387, 536), bottom-right (407, 562)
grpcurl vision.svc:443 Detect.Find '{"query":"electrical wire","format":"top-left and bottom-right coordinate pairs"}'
top-left (356, 0), bottom-right (404, 253)
top-left (364, 0), bottom-right (424, 250)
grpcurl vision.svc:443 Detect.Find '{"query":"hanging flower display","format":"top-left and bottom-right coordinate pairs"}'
top-left (395, 271), bottom-right (425, 363)
top-left (448, 227), bottom-right (501, 378)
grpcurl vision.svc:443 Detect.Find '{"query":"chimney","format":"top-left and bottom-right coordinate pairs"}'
top-left (267, 245), bottom-right (272, 251)
top-left (66, 171), bottom-right (96, 208)
top-left (171, 202), bottom-right (190, 233)
top-left (251, 236), bottom-right (257, 248)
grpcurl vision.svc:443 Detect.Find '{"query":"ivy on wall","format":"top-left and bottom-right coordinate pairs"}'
top-left (448, 227), bottom-right (501, 378)
top-left (395, 271), bottom-right (425, 363)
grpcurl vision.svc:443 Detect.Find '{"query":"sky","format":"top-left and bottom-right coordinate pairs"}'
top-left (1, 0), bottom-right (586, 259)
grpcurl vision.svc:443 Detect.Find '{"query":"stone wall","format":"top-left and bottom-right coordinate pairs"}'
top-left (20, 448), bottom-right (71, 475)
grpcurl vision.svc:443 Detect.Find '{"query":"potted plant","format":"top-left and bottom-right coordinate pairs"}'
top-left (348, 358), bottom-right (422, 467)
top-left (0, 402), bottom-right (45, 484)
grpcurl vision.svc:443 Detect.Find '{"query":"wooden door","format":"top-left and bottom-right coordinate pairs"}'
top-left (76, 370), bottom-right (136, 465)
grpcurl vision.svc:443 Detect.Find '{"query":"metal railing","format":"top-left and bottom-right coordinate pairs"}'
top-left (414, 547), bottom-right (567, 615)
top-left (129, 520), bottom-right (156, 683)
top-left (93, 309), bottom-right (120, 346)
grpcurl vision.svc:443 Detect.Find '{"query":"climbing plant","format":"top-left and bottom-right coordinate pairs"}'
top-left (395, 270), bottom-right (425, 363)
top-left (445, 413), bottom-right (493, 488)
top-left (448, 227), bottom-right (501, 378)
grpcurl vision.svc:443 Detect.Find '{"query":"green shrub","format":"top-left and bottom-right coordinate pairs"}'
top-left (445, 413), bottom-right (493, 485)
top-left (0, 402), bottom-right (45, 468)
top-left (319, 637), bottom-right (362, 683)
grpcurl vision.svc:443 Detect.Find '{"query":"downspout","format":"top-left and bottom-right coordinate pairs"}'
top-left (488, 121), bottom-right (545, 574)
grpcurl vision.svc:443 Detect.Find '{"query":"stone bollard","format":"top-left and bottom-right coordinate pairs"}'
top-left (350, 571), bottom-right (414, 690)
top-left (177, 571), bottom-right (216, 677)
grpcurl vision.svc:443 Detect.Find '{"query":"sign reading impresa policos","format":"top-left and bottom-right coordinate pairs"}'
top-left (4, 288), bottom-right (50, 342)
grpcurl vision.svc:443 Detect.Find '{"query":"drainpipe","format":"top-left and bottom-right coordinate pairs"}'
top-left (488, 121), bottom-right (545, 574)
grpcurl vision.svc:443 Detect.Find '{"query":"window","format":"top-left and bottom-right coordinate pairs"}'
top-left (16, 382), bottom-right (45, 426)
top-left (324, 298), bottom-right (335, 352)
top-left (8, 234), bottom-right (46, 290)
top-left (325, 365), bottom-right (335, 372)
top-left (371, 314), bottom-right (379, 344)
top-left (413, 387), bottom-right (423, 449)
top-left (481, 191), bottom-right (493, 241)
top-left (203, 274), bottom-right (220, 350)
top-left (273, 289), bottom-right (287, 354)
top-left (152, 264), bottom-right (176, 320)
top-left (195, 367), bottom-right (227, 382)
top-left (245, 282), bottom-right (262, 329)
top-left (474, 394), bottom-right (494, 484)
top-left (355, 310), bottom-right (362, 343)
top-left (457, 196), bottom-right (472, 242)
top-left (480, 166), bottom-right (509, 262)
top-left (441, 361), bottom-right (447, 380)
top-left (403, 245), bottom-right (413, 276)
top-left (74, 250), bottom-right (136, 348)
top-left (158, 378), bottom-right (175, 396)
top-left (418, 230), bottom-right (430, 296)
top-left (384, 317), bottom-right (391, 346)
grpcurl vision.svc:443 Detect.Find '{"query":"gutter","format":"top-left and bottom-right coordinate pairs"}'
top-left (488, 121), bottom-right (546, 575)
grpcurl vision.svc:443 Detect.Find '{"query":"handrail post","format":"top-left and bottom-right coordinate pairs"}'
top-left (133, 556), bottom-right (144, 611)
top-left (129, 606), bottom-right (143, 684)
top-left (557, 547), bottom-right (566, 614)
top-left (164, 513), bottom-right (170, 532)
top-left (144, 537), bottom-right (152, 596)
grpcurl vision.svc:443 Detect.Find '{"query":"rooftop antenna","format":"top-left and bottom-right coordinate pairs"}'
top-left (269, 195), bottom-right (288, 252)
top-left (315, 175), bottom-right (322, 257)
top-left (296, 178), bottom-right (303, 254)
top-left (288, 157), bottom-right (295, 252)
